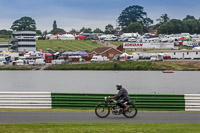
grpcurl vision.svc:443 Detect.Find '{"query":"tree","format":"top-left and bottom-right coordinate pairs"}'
top-left (105, 24), bottom-right (114, 34)
top-left (182, 19), bottom-right (199, 34)
top-left (143, 17), bottom-right (154, 32)
top-left (53, 20), bottom-right (57, 30)
top-left (49, 28), bottom-right (66, 35)
top-left (158, 21), bottom-right (174, 34)
top-left (43, 30), bottom-right (48, 36)
top-left (170, 19), bottom-right (183, 34)
top-left (93, 28), bottom-right (103, 33)
top-left (118, 5), bottom-right (148, 28)
top-left (11, 16), bottom-right (36, 31)
top-left (0, 29), bottom-right (12, 35)
top-left (36, 30), bottom-right (42, 36)
top-left (157, 14), bottom-right (170, 24)
top-left (124, 22), bottom-right (143, 33)
top-left (80, 27), bottom-right (92, 33)
top-left (183, 15), bottom-right (195, 21)
top-left (70, 29), bottom-right (79, 33)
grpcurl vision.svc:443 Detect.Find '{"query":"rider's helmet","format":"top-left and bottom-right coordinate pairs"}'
top-left (116, 83), bottom-right (122, 90)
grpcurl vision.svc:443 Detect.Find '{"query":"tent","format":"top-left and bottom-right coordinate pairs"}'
top-left (59, 34), bottom-right (75, 40)
top-left (62, 51), bottom-right (74, 56)
top-left (76, 35), bottom-right (86, 40)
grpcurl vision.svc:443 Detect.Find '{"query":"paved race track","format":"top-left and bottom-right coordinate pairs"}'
top-left (0, 112), bottom-right (200, 124)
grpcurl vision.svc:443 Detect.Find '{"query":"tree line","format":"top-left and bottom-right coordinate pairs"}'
top-left (1, 5), bottom-right (200, 36)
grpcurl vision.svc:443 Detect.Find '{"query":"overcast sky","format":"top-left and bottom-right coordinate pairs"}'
top-left (0, 0), bottom-right (200, 32)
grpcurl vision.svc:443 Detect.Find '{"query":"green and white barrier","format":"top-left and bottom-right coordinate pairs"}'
top-left (0, 92), bottom-right (199, 111)
top-left (185, 94), bottom-right (200, 111)
top-left (0, 92), bottom-right (51, 109)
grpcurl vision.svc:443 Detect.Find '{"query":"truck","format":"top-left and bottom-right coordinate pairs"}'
top-left (91, 56), bottom-right (109, 62)
top-left (43, 53), bottom-right (53, 63)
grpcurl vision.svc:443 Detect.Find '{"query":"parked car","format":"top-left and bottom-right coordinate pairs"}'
top-left (112, 54), bottom-right (120, 62)
top-left (128, 38), bottom-right (136, 42)
top-left (28, 60), bottom-right (36, 65)
top-left (91, 56), bottom-right (109, 62)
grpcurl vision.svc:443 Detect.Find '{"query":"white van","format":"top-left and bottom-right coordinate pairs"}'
top-left (16, 60), bottom-right (24, 66)
top-left (0, 57), bottom-right (6, 66)
top-left (150, 54), bottom-right (163, 61)
top-left (35, 59), bottom-right (45, 65)
top-left (91, 56), bottom-right (109, 62)
top-left (127, 53), bottom-right (139, 61)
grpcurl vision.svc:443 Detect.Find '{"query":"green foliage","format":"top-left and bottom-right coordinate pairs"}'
top-left (182, 19), bottom-right (199, 34)
top-left (0, 29), bottom-right (12, 35)
top-left (124, 22), bottom-right (143, 33)
top-left (36, 30), bottom-right (42, 36)
top-left (11, 16), bottom-right (36, 31)
top-left (0, 38), bottom-right (8, 42)
top-left (118, 5), bottom-right (147, 28)
top-left (105, 24), bottom-right (114, 34)
top-left (45, 61), bottom-right (162, 70)
top-left (49, 28), bottom-right (66, 35)
top-left (80, 27), bottom-right (92, 33)
top-left (157, 14), bottom-right (170, 24)
top-left (158, 15), bottom-right (200, 34)
top-left (93, 28), bottom-right (103, 33)
top-left (0, 123), bottom-right (200, 133)
top-left (53, 20), bottom-right (57, 30)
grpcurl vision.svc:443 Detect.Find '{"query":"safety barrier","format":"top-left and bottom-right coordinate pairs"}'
top-left (0, 92), bottom-right (51, 109)
top-left (185, 94), bottom-right (200, 111)
top-left (52, 93), bottom-right (185, 111)
top-left (1, 92), bottom-right (199, 111)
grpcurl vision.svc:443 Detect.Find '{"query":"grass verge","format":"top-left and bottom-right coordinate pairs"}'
top-left (45, 61), bottom-right (162, 70)
top-left (36, 40), bottom-right (103, 52)
top-left (0, 123), bottom-right (199, 133)
top-left (45, 61), bottom-right (200, 71)
top-left (0, 66), bottom-right (36, 70)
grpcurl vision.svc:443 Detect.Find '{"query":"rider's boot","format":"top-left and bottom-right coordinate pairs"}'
top-left (124, 104), bottom-right (129, 112)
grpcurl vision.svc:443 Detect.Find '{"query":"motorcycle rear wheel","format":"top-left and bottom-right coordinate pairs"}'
top-left (123, 104), bottom-right (137, 118)
top-left (95, 104), bottom-right (110, 118)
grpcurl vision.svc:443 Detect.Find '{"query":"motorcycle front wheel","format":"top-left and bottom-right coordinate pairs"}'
top-left (123, 104), bottom-right (137, 118)
top-left (95, 104), bottom-right (110, 118)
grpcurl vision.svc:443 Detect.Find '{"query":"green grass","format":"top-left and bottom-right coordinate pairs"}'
top-left (45, 61), bottom-right (200, 71)
top-left (155, 61), bottom-right (199, 71)
top-left (45, 61), bottom-right (162, 70)
top-left (107, 41), bottom-right (122, 46)
top-left (0, 38), bottom-right (8, 42)
top-left (0, 123), bottom-right (199, 133)
top-left (36, 40), bottom-right (104, 52)
top-left (178, 45), bottom-right (193, 50)
top-left (0, 66), bottom-right (36, 70)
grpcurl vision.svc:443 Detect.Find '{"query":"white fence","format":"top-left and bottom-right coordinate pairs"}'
top-left (0, 92), bottom-right (51, 109)
top-left (185, 94), bottom-right (200, 111)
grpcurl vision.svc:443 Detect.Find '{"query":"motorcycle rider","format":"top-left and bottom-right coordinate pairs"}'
top-left (113, 84), bottom-right (130, 112)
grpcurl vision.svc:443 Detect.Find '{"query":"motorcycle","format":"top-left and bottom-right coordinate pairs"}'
top-left (95, 96), bottom-right (137, 118)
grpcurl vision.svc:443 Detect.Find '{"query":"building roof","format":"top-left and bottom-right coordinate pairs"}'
top-left (91, 47), bottom-right (123, 54)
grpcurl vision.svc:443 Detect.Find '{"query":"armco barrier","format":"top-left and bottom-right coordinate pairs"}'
top-left (0, 92), bottom-right (51, 109)
top-left (52, 93), bottom-right (185, 111)
top-left (185, 94), bottom-right (200, 111)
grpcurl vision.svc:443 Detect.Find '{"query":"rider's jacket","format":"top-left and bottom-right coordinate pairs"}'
top-left (115, 88), bottom-right (130, 101)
